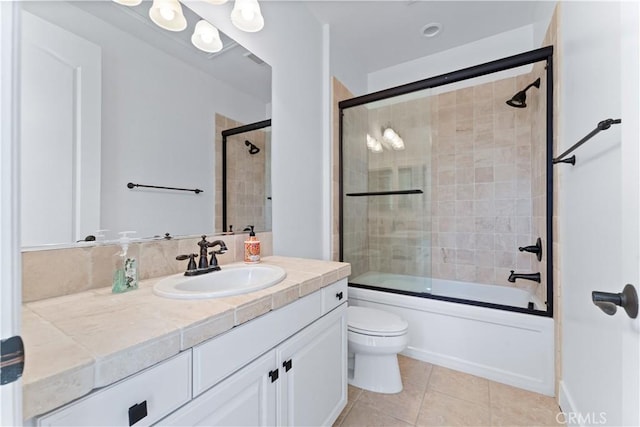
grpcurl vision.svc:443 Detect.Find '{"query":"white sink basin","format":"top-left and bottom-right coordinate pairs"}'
top-left (153, 264), bottom-right (287, 299)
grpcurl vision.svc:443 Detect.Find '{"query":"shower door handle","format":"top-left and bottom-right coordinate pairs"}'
top-left (592, 284), bottom-right (638, 318)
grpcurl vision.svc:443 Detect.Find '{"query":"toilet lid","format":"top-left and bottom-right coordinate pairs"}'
top-left (348, 306), bottom-right (408, 336)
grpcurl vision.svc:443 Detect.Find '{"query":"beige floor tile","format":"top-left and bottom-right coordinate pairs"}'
top-left (489, 382), bottom-right (563, 426)
top-left (341, 402), bottom-right (414, 427)
top-left (349, 384), bottom-right (364, 403)
top-left (417, 390), bottom-right (491, 427)
top-left (399, 355), bottom-right (433, 390)
top-left (357, 377), bottom-right (427, 424)
top-left (428, 366), bottom-right (490, 406)
top-left (333, 401), bottom-right (353, 427)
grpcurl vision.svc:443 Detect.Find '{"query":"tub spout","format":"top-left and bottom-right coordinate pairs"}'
top-left (508, 270), bottom-right (541, 283)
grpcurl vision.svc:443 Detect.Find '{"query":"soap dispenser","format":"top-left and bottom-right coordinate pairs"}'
top-left (244, 226), bottom-right (260, 264)
top-left (112, 231), bottom-right (139, 293)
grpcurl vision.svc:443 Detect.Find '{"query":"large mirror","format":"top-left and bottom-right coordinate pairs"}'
top-left (19, 0), bottom-right (271, 248)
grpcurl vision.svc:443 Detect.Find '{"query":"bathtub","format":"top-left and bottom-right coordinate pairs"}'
top-left (352, 271), bottom-right (545, 309)
top-left (348, 273), bottom-right (554, 396)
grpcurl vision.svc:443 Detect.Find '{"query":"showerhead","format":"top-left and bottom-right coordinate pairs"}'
top-left (506, 77), bottom-right (541, 108)
top-left (245, 140), bottom-right (260, 155)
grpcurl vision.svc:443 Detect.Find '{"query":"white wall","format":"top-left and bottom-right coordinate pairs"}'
top-left (330, 39), bottom-right (368, 96)
top-left (558, 2), bottom-right (638, 425)
top-left (187, 1), bottom-right (326, 258)
top-left (367, 24), bottom-right (537, 93)
top-left (23, 2), bottom-right (267, 240)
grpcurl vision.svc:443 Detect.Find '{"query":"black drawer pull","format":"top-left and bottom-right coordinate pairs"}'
top-left (336, 291), bottom-right (343, 300)
top-left (128, 401), bottom-right (148, 426)
top-left (269, 369), bottom-right (279, 382)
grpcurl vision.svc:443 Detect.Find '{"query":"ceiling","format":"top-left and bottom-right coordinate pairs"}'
top-left (306, 1), bottom-right (546, 74)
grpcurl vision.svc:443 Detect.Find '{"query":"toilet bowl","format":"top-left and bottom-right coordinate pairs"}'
top-left (347, 306), bottom-right (409, 394)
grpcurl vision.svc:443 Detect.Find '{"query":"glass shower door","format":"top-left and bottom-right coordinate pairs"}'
top-left (341, 89), bottom-right (433, 295)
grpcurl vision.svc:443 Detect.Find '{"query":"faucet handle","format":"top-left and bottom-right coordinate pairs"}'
top-left (176, 253), bottom-right (197, 271)
top-left (208, 251), bottom-right (222, 269)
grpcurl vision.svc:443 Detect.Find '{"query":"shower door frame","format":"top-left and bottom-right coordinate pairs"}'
top-left (221, 119), bottom-right (271, 233)
top-left (339, 46), bottom-right (554, 318)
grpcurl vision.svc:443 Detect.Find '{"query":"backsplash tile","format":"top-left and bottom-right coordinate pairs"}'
top-left (22, 232), bottom-right (273, 302)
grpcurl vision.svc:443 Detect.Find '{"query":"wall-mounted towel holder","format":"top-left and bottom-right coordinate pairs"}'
top-left (553, 118), bottom-right (621, 165)
top-left (127, 182), bottom-right (203, 194)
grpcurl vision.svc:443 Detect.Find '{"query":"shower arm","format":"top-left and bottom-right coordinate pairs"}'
top-left (553, 118), bottom-right (621, 165)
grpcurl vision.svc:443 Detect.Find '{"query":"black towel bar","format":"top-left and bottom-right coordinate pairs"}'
top-left (127, 182), bottom-right (203, 194)
top-left (553, 118), bottom-right (621, 165)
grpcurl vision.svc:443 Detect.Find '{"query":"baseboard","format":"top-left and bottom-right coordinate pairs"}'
top-left (402, 346), bottom-right (555, 396)
top-left (558, 381), bottom-right (578, 425)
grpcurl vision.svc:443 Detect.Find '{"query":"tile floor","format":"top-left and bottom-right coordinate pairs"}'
top-left (334, 355), bottom-right (564, 427)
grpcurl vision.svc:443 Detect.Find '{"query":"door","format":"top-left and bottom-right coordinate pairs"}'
top-left (277, 304), bottom-right (347, 427)
top-left (20, 9), bottom-right (101, 246)
top-left (560, 2), bottom-right (640, 426)
top-left (158, 351), bottom-right (277, 426)
top-left (1, 2), bottom-right (22, 425)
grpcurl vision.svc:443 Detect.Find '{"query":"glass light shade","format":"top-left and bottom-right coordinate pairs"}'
top-left (149, 0), bottom-right (187, 32)
top-left (231, 0), bottom-right (264, 32)
top-left (113, 0), bottom-right (143, 6)
top-left (191, 20), bottom-right (223, 53)
top-left (383, 128), bottom-right (404, 150)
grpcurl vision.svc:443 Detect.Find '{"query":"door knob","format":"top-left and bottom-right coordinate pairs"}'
top-left (592, 284), bottom-right (638, 319)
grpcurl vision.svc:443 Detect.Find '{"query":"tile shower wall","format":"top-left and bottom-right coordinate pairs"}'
top-left (332, 78), bottom-right (355, 261)
top-left (342, 107), bottom-right (370, 279)
top-left (366, 97), bottom-right (432, 278)
top-left (215, 114), bottom-right (271, 233)
top-left (431, 78), bottom-right (537, 288)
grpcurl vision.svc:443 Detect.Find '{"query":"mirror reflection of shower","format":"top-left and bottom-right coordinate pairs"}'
top-left (506, 77), bottom-right (541, 108)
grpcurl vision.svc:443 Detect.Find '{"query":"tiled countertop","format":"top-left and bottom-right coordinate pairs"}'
top-left (22, 256), bottom-right (350, 420)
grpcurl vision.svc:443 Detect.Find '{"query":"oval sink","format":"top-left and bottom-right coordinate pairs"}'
top-left (153, 264), bottom-right (287, 299)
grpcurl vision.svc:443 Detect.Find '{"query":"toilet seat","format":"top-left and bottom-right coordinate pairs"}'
top-left (348, 306), bottom-right (408, 337)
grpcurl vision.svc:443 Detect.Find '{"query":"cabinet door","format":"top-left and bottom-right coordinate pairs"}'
top-left (277, 303), bottom-right (347, 427)
top-left (158, 351), bottom-right (277, 427)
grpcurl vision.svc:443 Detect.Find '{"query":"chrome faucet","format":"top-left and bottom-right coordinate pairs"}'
top-left (508, 270), bottom-right (541, 283)
top-left (176, 235), bottom-right (228, 276)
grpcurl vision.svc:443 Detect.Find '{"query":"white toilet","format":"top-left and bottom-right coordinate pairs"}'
top-left (347, 306), bottom-right (409, 394)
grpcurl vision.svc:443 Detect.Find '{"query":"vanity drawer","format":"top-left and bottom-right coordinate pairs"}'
top-left (192, 290), bottom-right (322, 396)
top-left (322, 278), bottom-right (348, 314)
top-left (37, 351), bottom-right (192, 427)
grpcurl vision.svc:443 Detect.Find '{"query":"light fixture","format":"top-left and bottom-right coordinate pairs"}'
top-left (191, 20), bottom-right (223, 52)
top-left (231, 0), bottom-right (265, 32)
top-left (113, 0), bottom-right (143, 6)
top-left (366, 134), bottom-right (383, 153)
top-left (149, 0), bottom-right (187, 32)
top-left (382, 128), bottom-right (405, 150)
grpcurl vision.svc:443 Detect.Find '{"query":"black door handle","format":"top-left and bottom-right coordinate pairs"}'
top-left (592, 284), bottom-right (638, 318)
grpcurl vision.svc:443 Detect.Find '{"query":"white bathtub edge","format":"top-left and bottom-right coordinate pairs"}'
top-left (402, 346), bottom-right (554, 396)
top-left (349, 286), bottom-right (555, 397)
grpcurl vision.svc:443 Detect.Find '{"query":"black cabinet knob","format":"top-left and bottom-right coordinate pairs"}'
top-left (128, 401), bottom-right (148, 426)
top-left (336, 291), bottom-right (344, 300)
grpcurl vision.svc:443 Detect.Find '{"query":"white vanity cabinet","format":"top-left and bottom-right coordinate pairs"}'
top-left (36, 351), bottom-right (192, 427)
top-left (34, 279), bottom-right (348, 427)
top-left (159, 279), bottom-right (348, 427)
